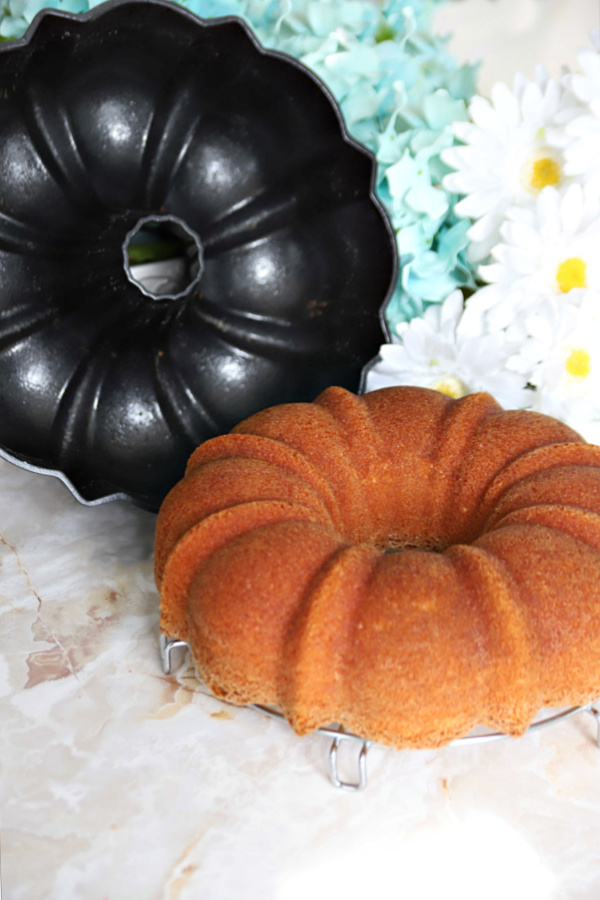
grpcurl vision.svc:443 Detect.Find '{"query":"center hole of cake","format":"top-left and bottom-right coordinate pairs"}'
top-left (382, 536), bottom-right (447, 554)
top-left (123, 215), bottom-right (204, 301)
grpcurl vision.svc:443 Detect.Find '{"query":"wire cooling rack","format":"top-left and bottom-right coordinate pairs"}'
top-left (160, 635), bottom-right (600, 791)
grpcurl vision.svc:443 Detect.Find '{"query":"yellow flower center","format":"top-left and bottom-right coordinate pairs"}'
top-left (565, 347), bottom-right (592, 380)
top-left (430, 375), bottom-right (468, 399)
top-left (556, 257), bottom-right (587, 293)
top-left (521, 153), bottom-right (561, 193)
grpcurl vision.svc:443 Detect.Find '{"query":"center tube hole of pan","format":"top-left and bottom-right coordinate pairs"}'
top-left (123, 214), bottom-right (204, 301)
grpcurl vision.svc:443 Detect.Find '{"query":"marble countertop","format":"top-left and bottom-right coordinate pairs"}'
top-left (3, 2), bottom-right (600, 899)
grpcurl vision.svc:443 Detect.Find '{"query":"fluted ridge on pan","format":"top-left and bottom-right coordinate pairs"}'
top-left (140, 58), bottom-right (210, 212)
top-left (151, 340), bottom-right (221, 445)
top-left (200, 146), bottom-right (372, 258)
top-left (0, 210), bottom-right (90, 256)
top-left (18, 70), bottom-right (107, 218)
top-left (47, 302), bottom-right (154, 471)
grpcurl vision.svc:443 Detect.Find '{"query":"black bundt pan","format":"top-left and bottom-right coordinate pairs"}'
top-left (0, 0), bottom-right (396, 511)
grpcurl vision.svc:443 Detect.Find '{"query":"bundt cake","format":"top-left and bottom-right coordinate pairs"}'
top-left (154, 385), bottom-right (600, 749)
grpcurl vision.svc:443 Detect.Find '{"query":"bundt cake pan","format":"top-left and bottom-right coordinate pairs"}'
top-left (0, 0), bottom-right (396, 511)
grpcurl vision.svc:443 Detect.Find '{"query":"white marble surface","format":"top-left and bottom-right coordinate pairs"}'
top-left (3, 3), bottom-right (600, 899)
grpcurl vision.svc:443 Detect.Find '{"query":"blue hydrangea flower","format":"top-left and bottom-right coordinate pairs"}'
top-left (0, 0), bottom-right (479, 333)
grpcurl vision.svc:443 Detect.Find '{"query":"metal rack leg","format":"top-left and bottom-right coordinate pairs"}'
top-left (585, 702), bottom-right (600, 748)
top-left (159, 634), bottom-right (189, 675)
top-left (328, 736), bottom-right (372, 791)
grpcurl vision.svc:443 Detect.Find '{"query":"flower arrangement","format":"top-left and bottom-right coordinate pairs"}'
top-left (367, 31), bottom-right (600, 443)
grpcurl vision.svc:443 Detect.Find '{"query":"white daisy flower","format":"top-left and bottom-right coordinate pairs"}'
top-left (441, 67), bottom-right (579, 263)
top-left (507, 290), bottom-right (600, 439)
top-left (365, 290), bottom-right (531, 409)
top-left (469, 184), bottom-right (600, 332)
top-left (564, 34), bottom-right (600, 184)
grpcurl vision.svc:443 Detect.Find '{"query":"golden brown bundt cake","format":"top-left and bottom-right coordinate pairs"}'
top-left (154, 386), bottom-right (600, 748)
